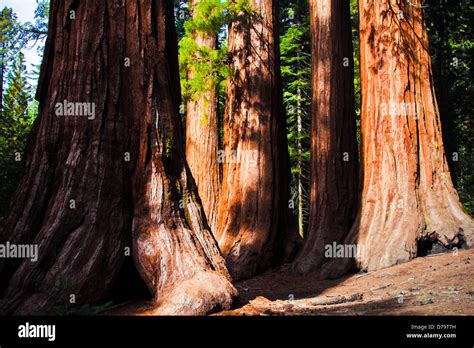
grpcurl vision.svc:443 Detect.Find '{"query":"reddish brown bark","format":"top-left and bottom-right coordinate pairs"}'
top-left (216, 0), bottom-right (294, 280)
top-left (0, 0), bottom-right (236, 315)
top-left (185, 0), bottom-right (221, 234)
top-left (292, 0), bottom-right (359, 273)
top-left (0, 0), bottom-right (130, 314)
top-left (321, 0), bottom-right (474, 279)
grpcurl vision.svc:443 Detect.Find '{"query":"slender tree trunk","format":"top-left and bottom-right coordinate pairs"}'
top-left (216, 0), bottom-right (294, 280)
top-left (293, 0), bottom-right (359, 273)
top-left (185, 0), bottom-right (221, 234)
top-left (0, 0), bottom-right (236, 315)
top-left (296, 84), bottom-right (304, 237)
top-left (321, 0), bottom-right (474, 279)
top-left (1, 48), bottom-right (4, 113)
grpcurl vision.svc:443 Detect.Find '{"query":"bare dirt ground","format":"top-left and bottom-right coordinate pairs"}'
top-left (217, 248), bottom-right (474, 315)
top-left (108, 248), bottom-right (474, 316)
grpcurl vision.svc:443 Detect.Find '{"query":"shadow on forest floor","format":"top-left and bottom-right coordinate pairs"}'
top-left (217, 249), bottom-right (474, 316)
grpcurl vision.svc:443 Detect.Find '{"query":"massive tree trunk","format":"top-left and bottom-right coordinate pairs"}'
top-left (0, 0), bottom-right (236, 315)
top-left (292, 0), bottom-right (359, 273)
top-left (185, 0), bottom-right (221, 234)
top-left (216, 0), bottom-right (294, 280)
top-left (321, 0), bottom-right (474, 279)
top-left (128, 0), bottom-right (236, 315)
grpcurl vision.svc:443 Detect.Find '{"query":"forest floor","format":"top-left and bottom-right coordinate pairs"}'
top-left (218, 248), bottom-right (474, 316)
top-left (108, 248), bottom-right (474, 316)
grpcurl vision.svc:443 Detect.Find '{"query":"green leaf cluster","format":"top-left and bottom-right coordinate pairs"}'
top-left (178, 0), bottom-right (252, 100)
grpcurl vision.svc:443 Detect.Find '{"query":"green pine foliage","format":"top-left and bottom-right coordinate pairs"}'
top-left (279, 0), bottom-right (311, 237)
top-left (0, 1), bottom-right (48, 221)
top-left (178, 0), bottom-right (252, 101)
top-left (3, 53), bottom-right (31, 122)
top-left (0, 52), bottom-right (34, 220)
top-left (184, 0), bottom-right (228, 35)
top-left (1, 7), bottom-right (20, 94)
top-left (179, 36), bottom-right (231, 100)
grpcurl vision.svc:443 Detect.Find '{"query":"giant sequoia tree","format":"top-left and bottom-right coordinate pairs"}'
top-left (0, 0), bottom-right (236, 315)
top-left (185, 0), bottom-right (221, 234)
top-left (216, 0), bottom-right (293, 280)
top-left (292, 0), bottom-right (358, 273)
top-left (321, 0), bottom-right (474, 278)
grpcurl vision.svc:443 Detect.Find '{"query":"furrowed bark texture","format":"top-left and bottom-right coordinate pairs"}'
top-left (322, 0), bottom-right (474, 279)
top-left (128, 0), bottom-right (235, 315)
top-left (216, 0), bottom-right (293, 280)
top-left (185, 0), bottom-right (221, 235)
top-left (293, 0), bottom-right (359, 273)
top-left (0, 0), bottom-right (130, 314)
top-left (0, 0), bottom-right (236, 315)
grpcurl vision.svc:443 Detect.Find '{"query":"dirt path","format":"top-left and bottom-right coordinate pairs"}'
top-left (217, 248), bottom-right (474, 315)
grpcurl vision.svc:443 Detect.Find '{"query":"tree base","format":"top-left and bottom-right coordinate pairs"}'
top-left (149, 271), bottom-right (237, 315)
